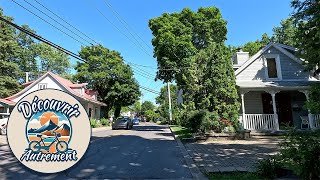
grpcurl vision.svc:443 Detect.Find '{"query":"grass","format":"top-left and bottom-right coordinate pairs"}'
top-left (207, 172), bottom-right (265, 180)
top-left (170, 125), bottom-right (193, 139)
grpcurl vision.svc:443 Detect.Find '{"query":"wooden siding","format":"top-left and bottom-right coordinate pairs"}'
top-left (236, 46), bottom-right (310, 81)
top-left (243, 91), bottom-right (264, 114)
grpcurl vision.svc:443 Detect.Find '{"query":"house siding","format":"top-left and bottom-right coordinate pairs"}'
top-left (236, 46), bottom-right (310, 81)
top-left (243, 91), bottom-right (264, 114)
top-left (266, 47), bottom-right (310, 80)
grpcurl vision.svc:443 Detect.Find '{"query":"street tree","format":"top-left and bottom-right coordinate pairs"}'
top-left (291, 0), bottom-right (320, 72)
top-left (149, 7), bottom-right (227, 84)
top-left (35, 43), bottom-right (71, 76)
top-left (0, 8), bottom-right (22, 97)
top-left (141, 101), bottom-right (155, 115)
top-left (75, 45), bottom-right (141, 117)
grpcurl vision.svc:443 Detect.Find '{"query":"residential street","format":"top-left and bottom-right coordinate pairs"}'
top-left (0, 123), bottom-right (193, 179)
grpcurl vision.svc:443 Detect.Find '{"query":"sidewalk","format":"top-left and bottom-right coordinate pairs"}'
top-left (184, 136), bottom-right (280, 173)
top-left (91, 126), bottom-right (111, 133)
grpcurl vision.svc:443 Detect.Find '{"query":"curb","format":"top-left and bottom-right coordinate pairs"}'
top-left (91, 126), bottom-right (111, 133)
top-left (168, 125), bottom-right (208, 180)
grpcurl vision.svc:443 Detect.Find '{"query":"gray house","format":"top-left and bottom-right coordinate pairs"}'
top-left (233, 42), bottom-right (320, 131)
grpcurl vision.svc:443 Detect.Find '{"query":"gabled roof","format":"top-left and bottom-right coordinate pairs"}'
top-left (234, 42), bottom-right (304, 76)
top-left (2, 72), bottom-right (106, 106)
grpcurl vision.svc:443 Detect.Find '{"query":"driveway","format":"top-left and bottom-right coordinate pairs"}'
top-left (0, 123), bottom-right (192, 179)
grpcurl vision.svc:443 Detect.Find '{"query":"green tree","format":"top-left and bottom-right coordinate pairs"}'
top-left (149, 7), bottom-right (227, 84)
top-left (291, 0), bottom-right (320, 72)
top-left (0, 8), bottom-right (22, 97)
top-left (271, 18), bottom-right (297, 47)
top-left (35, 43), bottom-right (71, 76)
top-left (141, 101), bottom-right (155, 115)
top-left (75, 45), bottom-right (141, 117)
top-left (156, 84), bottom-right (178, 122)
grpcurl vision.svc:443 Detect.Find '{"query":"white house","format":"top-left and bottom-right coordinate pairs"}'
top-left (234, 42), bottom-right (320, 131)
top-left (0, 72), bottom-right (106, 120)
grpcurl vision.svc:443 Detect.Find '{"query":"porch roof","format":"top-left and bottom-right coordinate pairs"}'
top-left (236, 80), bottom-right (320, 90)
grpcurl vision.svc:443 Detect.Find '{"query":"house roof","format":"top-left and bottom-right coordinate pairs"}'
top-left (234, 42), bottom-right (304, 76)
top-left (237, 80), bottom-right (320, 90)
top-left (0, 98), bottom-right (15, 106)
top-left (2, 72), bottom-right (106, 106)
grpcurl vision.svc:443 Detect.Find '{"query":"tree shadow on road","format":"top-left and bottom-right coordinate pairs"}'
top-left (0, 133), bottom-right (192, 179)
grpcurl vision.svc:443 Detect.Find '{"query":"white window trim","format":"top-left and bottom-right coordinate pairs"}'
top-left (38, 83), bottom-right (47, 90)
top-left (263, 54), bottom-right (282, 81)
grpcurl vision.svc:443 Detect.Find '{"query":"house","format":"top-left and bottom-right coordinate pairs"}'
top-left (233, 42), bottom-right (320, 131)
top-left (0, 72), bottom-right (106, 120)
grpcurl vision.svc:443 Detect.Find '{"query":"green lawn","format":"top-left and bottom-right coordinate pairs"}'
top-left (170, 125), bottom-right (193, 139)
top-left (207, 172), bottom-right (265, 180)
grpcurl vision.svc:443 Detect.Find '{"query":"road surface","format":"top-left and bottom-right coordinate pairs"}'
top-left (0, 123), bottom-right (192, 179)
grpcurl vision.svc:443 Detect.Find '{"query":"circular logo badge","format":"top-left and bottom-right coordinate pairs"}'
top-left (7, 89), bottom-right (91, 173)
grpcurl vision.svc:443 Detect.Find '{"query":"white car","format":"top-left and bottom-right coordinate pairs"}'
top-left (0, 118), bottom-right (8, 135)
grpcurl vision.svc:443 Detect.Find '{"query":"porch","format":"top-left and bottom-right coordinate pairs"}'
top-left (239, 89), bottom-right (320, 131)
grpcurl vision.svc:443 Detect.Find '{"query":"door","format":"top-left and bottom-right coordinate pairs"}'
top-left (276, 93), bottom-right (293, 126)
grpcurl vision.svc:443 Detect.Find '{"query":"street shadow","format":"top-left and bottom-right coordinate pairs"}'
top-left (131, 125), bottom-right (167, 132)
top-left (184, 137), bottom-right (280, 171)
top-left (0, 133), bottom-right (192, 179)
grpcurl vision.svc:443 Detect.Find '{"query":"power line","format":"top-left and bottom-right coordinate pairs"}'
top-left (103, 0), bottom-right (153, 51)
top-left (0, 15), bottom-right (160, 95)
top-left (33, 0), bottom-right (100, 45)
top-left (11, 0), bottom-right (88, 46)
top-left (0, 16), bottom-right (86, 62)
top-left (22, 0), bottom-right (93, 46)
top-left (86, 0), bottom-right (153, 57)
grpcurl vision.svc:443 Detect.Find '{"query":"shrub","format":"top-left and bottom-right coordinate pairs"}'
top-left (279, 130), bottom-right (320, 179)
top-left (257, 156), bottom-right (283, 179)
top-left (90, 119), bottom-right (98, 128)
top-left (100, 118), bottom-right (109, 126)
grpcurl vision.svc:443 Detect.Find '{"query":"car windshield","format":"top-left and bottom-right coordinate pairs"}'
top-left (118, 117), bottom-right (130, 121)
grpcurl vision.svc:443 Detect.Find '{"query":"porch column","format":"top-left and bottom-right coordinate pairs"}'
top-left (300, 90), bottom-right (315, 129)
top-left (271, 91), bottom-right (280, 131)
top-left (6, 106), bottom-right (9, 114)
top-left (240, 90), bottom-right (248, 129)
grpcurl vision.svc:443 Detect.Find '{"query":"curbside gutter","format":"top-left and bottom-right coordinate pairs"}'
top-left (168, 125), bottom-right (208, 180)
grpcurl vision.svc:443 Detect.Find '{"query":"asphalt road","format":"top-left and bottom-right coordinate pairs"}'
top-left (0, 123), bottom-right (192, 179)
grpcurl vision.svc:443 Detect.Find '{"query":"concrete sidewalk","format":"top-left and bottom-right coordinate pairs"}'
top-left (184, 136), bottom-right (280, 173)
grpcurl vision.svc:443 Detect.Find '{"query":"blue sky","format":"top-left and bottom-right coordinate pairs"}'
top-left (1, 0), bottom-right (293, 104)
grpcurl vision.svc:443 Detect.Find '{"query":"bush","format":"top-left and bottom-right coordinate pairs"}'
top-left (100, 118), bottom-right (109, 126)
top-left (90, 119), bottom-right (98, 128)
top-left (279, 130), bottom-right (320, 179)
top-left (257, 156), bottom-right (283, 179)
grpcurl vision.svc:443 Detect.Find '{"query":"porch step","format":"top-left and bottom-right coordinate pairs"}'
top-left (250, 130), bottom-right (288, 136)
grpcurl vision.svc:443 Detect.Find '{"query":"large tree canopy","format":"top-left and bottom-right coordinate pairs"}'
top-left (75, 45), bottom-right (141, 117)
top-left (149, 7), bottom-right (227, 83)
top-left (291, 0), bottom-right (320, 72)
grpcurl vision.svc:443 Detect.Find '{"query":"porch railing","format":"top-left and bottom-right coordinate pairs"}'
top-left (241, 114), bottom-right (275, 130)
top-left (313, 114), bottom-right (320, 128)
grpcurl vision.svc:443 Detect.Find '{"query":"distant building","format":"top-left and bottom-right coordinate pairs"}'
top-left (0, 71), bottom-right (106, 119)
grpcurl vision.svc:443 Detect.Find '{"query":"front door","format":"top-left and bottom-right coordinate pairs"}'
top-left (276, 92), bottom-right (293, 126)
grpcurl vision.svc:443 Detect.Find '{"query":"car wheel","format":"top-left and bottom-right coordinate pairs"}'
top-left (1, 126), bottom-right (6, 135)
top-left (112, 127), bottom-right (116, 130)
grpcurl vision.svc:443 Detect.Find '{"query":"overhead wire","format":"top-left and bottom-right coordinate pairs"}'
top-left (11, 0), bottom-right (88, 46)
top-left (32, 0), bottom-right (100, 45)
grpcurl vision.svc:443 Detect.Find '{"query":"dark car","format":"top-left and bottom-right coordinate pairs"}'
top-left (112, 116), bottom-right (133, 130)
top-left (132, 118), bottom-right (140, 125)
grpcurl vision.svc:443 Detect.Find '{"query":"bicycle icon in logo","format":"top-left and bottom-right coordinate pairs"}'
top-left (29, 132), bottom-right (68, 153)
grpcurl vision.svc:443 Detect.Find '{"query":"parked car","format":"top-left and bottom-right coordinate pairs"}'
top-left (0, 117), bottom-right (8, 135)
top-left (132, 118), bottom-right (140, 125)
top-left (112, 116), bottom-right (133, 130)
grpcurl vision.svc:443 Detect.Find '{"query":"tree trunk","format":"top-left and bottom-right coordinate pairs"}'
top-left (114, 106), bottom-right (121, 118)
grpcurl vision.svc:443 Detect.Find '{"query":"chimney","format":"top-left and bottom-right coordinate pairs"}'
top-left (25, 72), bottom-right (29, 83)
top-left (232, 49), bottom-right (249, 66)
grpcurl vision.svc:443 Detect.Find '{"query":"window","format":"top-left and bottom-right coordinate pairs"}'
top-left (38, 83), bottom-right (47, 90)
top-left (88, 108), bottom-right (92, 118)
top-left (266, 58), bottom-right (278, 78)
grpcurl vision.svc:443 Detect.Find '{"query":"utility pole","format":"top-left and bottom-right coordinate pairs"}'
top-left (167, 82), bottom-right (172, 125)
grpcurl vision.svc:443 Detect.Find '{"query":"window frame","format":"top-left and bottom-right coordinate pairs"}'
top-left (263, 54), bottom-right (282, 80)
top-left (38, 83), bottom-right (47, 90)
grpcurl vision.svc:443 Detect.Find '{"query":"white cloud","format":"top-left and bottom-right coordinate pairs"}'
top-left (59, 120), bottom-right (70, 124)
top-left (29, 119), bottom-right (39, 124)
